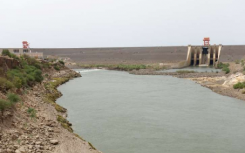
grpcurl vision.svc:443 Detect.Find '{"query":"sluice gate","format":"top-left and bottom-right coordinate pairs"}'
top-left (186, 45), bottom-right (222, 67)
top-left (186, 38), bottom-right (222, 67)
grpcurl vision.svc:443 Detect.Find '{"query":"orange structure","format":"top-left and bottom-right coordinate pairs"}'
top-left (203, 37), bottom-right (210, 46)
top-left (22, 41), bottom-right (30, 49)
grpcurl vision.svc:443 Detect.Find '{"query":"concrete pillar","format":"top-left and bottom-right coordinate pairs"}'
top-left (207, 46), bottom-right (211, 66)
top-left (213, 48), bottom-right (216, 66)
top-left (186, 45), bottom-right (192, 66)
top-left (194, 48), bottom-right (197, 66)
top-left (198, 47), bottom-right (202, 65)
top-left (217, 45), bottom-right (222, 61)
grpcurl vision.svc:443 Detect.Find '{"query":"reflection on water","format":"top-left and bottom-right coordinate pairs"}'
top-left (57, 70), bottom-right (245, 153)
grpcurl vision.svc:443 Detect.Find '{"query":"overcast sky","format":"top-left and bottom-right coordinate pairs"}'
top-left (0, 0), bottom-right (244, 48)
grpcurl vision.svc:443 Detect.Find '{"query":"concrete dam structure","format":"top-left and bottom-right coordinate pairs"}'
top-left (2, 44), bottom-right (244, 66)
top-left (186, 45), bottom-right (222, 67)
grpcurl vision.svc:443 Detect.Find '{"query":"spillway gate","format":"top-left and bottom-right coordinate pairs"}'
top-left (186, 45), bottom-right (222, 67)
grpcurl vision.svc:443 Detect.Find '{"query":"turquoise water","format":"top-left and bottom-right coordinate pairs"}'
top-left (57, 69), bottom-right (245, 153)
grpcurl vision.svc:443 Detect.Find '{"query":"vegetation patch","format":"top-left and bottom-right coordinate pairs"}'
top-left (0, 93), bottom-right (20, 119)
top-left (54, 104), bottom-right (67, 113)
top-left (217, 62), bottom-right (230, 74)
top-left (233, 82), bottom-right (245, 89)
top-left (88, 142), bottom-right (96, 150)
top-left (74, 133), bottom-right (84, 141)
top-left (7, 93), bottom-right (21, 103)
top-left (0, 77), bottom-right (14, 92)
top-left (27, 107), bottom-right (37, 119)
top-left (79, 64), bottom-right (166, 71)
top-left (2, 49), bottom-right (19, 59)
top-left (0, 99), bottom-right (12, 116)
top-left (57, 115), bottom-right (73, 132)
top-left (54, 65), bottom-right (60, 71)
top-left (59, 60), bottom-right (65, 65)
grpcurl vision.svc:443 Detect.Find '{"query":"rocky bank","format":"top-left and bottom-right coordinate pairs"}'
top-left (130, 65), bottom-right (245, 102)
top-left (0, 66), bottom-right (101, 153)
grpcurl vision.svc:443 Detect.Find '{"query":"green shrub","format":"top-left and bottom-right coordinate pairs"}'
top-left (217, 62), bottom-right (230, 74)
top-left (13, 77), bottom-right (22, 89)
top-left (59, 60), bottom-right (65, 65)
top-left (7, 64), bottom-right (43, 88)
top-left (7, 93), bottom-right (20, 104)
top-left (54, 66), bottom-right (60, 71)
top-left (0, 77), bottom-right (14, 91)
top-left (217, 62), bottom-right (229, 69)
top-left (1, 49), bottom-right (11, 57)
top-left (0, 99), bottom-right (11, 114)
top-left (27, 107), bottom-right (36, 118)
top-left (1, 49), bottom-right (19, 59)
top-left (233, 82), bottom-right (245, 89)
top-left (222, 67), bottom-right (230, 74)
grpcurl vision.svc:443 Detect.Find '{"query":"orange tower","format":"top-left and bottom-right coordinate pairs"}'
top-left (203, 37), bottom-right (210, 46)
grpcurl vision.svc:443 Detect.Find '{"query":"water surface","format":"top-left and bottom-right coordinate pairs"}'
top-left (158, 67), bottom-right (221, 73)
top-left (57, 69), bottom-right (245, 153)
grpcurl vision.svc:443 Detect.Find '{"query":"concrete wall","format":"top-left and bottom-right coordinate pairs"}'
top-left (31, 47), bottom-right (188, 64)
top-left (1, 45), bottom-right (244, 64)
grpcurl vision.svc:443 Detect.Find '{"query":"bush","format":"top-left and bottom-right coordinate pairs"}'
top-left (1, 49), bottom-right (19, 59)
top-left (0, 77), bottom-right (14, 91)
top-left (233, 82), bottom-right (245, 89)
top-left (0, 99), bottom-right (11, 114)
top-left (222, 67), bottom-right (230, 74)
top-left (217, 62), bottom-right (229, 69)
top-left (7, 64), bottom-right (43, 88)
top-left (1, 49), bottom-right (11, 57)
top-left (7, 93), bottom-right (20, 104)
top-left (217, 62), bottom-right (230, 74)
top-left (59, 60), bottom-right (65, 65)
top-left (13, 77), bottom-right (22, 89)
top-left (54, 65), bottom-right (60, 71)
